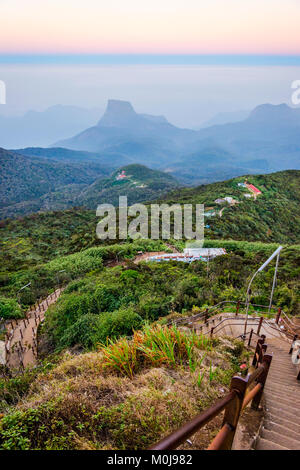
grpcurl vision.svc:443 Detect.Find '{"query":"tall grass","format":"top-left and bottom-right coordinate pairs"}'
top-left (98, 324), bottom-right (212, 378)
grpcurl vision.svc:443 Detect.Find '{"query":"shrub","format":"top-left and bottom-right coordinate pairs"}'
top-left (0, 296), bottom-right (22, 319)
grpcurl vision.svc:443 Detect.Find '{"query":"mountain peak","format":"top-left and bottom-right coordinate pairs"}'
top-left (248, 103), bottom-right (292, 120)
top-left (97, 99), bottom-right (137, 127)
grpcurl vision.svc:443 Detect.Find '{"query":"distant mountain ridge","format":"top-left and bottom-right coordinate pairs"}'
top-left (0, 149), bottom-right (178, 218)
top-left (0, 148), bottom-right (111, 219)
top-left (0, 105), bottom-right (102, 148)
top-left (54, 100), bottom-right (300, 184)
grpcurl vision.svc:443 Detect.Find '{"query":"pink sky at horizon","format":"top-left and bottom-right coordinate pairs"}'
top-left (1, 0), bottom-right (300, 55)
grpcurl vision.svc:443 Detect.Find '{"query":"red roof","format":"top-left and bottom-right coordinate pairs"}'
top-left (246, 183), bottom-right (261, 194)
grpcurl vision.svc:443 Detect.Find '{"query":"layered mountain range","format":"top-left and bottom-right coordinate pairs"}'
top-left (55, 100), bottom-right (300, 184)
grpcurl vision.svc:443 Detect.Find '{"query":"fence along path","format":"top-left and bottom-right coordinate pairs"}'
top-left (5, 288), bottom-right (62, 370)
top-left (151, 303), bottom-right (300, 450)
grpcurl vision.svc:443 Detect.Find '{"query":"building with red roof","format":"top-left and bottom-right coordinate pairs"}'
top-left (245, 183), bottom-right (262, 195)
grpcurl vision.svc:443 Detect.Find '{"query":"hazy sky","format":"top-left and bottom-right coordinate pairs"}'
top-left (1, 64), bottom-right (299, 127)
top-left (0, 1), bottom-right (300, 126)
top-left (1, 0), bottom-right (300, 55)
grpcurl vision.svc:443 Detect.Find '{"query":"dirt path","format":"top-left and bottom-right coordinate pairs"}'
top-left (5, 288), bottom-right (63, 370)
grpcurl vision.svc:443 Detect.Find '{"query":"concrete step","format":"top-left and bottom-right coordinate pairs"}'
top-left (268, 367), bottom-right (297, 375)
top-left (267, 376), bottom-right (300, 386)
top-left (266, 414), bottom-right (300, 434)
top-left (268, 371), bottom-right (298, 380)
top-left (264, 421), bottom-right (300, 441)
top-left (260, 428), bottom-right (300, 450)
top-left (264, 393), bottom-right (300, 408)
top-left (265, 405), bottom-right (300, 426)
top-left (265, 402), bottom-right (300, 418)
top-left (255, 437), bottom-right (289, 451)
top-left (265, 381), bottom-right (300, 393)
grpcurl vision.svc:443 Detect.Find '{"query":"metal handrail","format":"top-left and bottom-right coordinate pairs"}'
top-left (167, 299), bottom-right (289, 329)
top-left (149, 391), bottom-right (237, 450)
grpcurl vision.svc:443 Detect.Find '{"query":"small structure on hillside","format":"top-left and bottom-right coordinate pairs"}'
top-left (214, 196), bottom-right (238, 205)
top-left (243, 180), bottom-right (262, 196)
top-left (116, 170), bottom-right (127, 181)
top-left (146, 248), bottom-right (226, 264)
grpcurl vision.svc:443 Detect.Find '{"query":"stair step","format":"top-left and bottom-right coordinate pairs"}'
top-left (267, 376), bottom-right (300, 386)
top-left (265, 405), bottom-right (300, 426)
top-left (266, 402), bottom-right (300, 418)
top-left (255, 437), bottom-right (289, 451)
top-left (266, 414), bottom-right (300, 434)
top-left (265, 381), bottom-right (300, 392)
top-left (265, 390), bottom-right (300, 406)
top-left (265, 393), bottom-right (300, 408)
top-left (264, 421), bottom-right (300, 441)
top-left (264, 389), bottom-right (300, 403)
top-left (260, 428), bottom-right (300, 450)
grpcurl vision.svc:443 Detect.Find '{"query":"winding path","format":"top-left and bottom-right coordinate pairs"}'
top-left (5, 247), bottom-right (178, 370)
top-left (5, 288), bottom-right (62, 369)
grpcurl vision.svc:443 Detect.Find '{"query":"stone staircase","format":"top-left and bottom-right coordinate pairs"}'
top-left (255, 338), bottom-right (300, 450)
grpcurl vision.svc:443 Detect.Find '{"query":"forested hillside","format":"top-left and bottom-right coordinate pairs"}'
top-left (157, 170), bottom-right (300, 244)
top-left (77, 164), bottom-right (179, 208)
top-left (0, 148), bottom-right (111, 218)
top-left (1, 170), bottom-right (298, 275)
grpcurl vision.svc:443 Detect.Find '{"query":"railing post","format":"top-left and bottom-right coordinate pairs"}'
top-left (204, 308), bottom-right (209, 323)
top-left (210, 327), bottom-right (214, 338)
top-left (257, 317), bottom-right (263, 336)
top-left (219, 376), bottom-right (248, 450)
top-left (236, 301), bottom-right (240, 316)
top-left (248, 329), bottom-right (253, 347)
top-left (251, 353), bottom-right (273, 410)
top-left (252, 336), bottom-right (265, 367)
top-left (275, 307), bottom-right (281, 325)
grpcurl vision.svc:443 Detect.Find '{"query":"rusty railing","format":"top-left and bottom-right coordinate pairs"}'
top-left (150, 337), bottom-right (272, 451)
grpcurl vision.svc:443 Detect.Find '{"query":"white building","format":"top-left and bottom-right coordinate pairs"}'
top-left (183, 248), bottom-right (226, 259)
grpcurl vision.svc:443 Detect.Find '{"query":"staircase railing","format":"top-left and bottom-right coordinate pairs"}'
top-left (167, 300), bottom-right (290, 329)
top-left (150, 337), bottom-right (272, 450)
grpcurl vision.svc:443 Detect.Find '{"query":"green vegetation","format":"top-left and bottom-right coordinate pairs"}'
top-left (0, 169), bottom-right (299, 450)
top-left (41, 242), bottom-right (299, 352)
top-left (0, 297), bottom-right (22, 320)
top-left (0, 325), bottom-right (246, 450)
top-left (76, 163), bottom-right (179, 208)
top-left (157, 170), bottom-right (300, 244)
top-left (1, 171), bottom-right (299, 278)
top-left (0, 148), bottom-right (111, 219)
top-left (0, 239), bottom-right (169, 314)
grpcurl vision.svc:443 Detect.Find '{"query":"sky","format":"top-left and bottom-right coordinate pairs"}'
top-left (1, 64), bottom-right (299, 127)
top-left (0, 1), bottom-right (300, 126)
top-left (0, 0), bottom-right (300, 55)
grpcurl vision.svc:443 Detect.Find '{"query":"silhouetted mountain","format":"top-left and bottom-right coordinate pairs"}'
top-left (12, 147), bottom-right (130, 167)
top-left (0, 105), bottom-right (102, 148)
top-left (199, 109), bottom-right (250, 128)
top-left (55, 99), bottom-right (195, 165)
top-left (54, 101), bottom-right (300, 181)
top-left (194, 103), bottom-right (300, 170)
